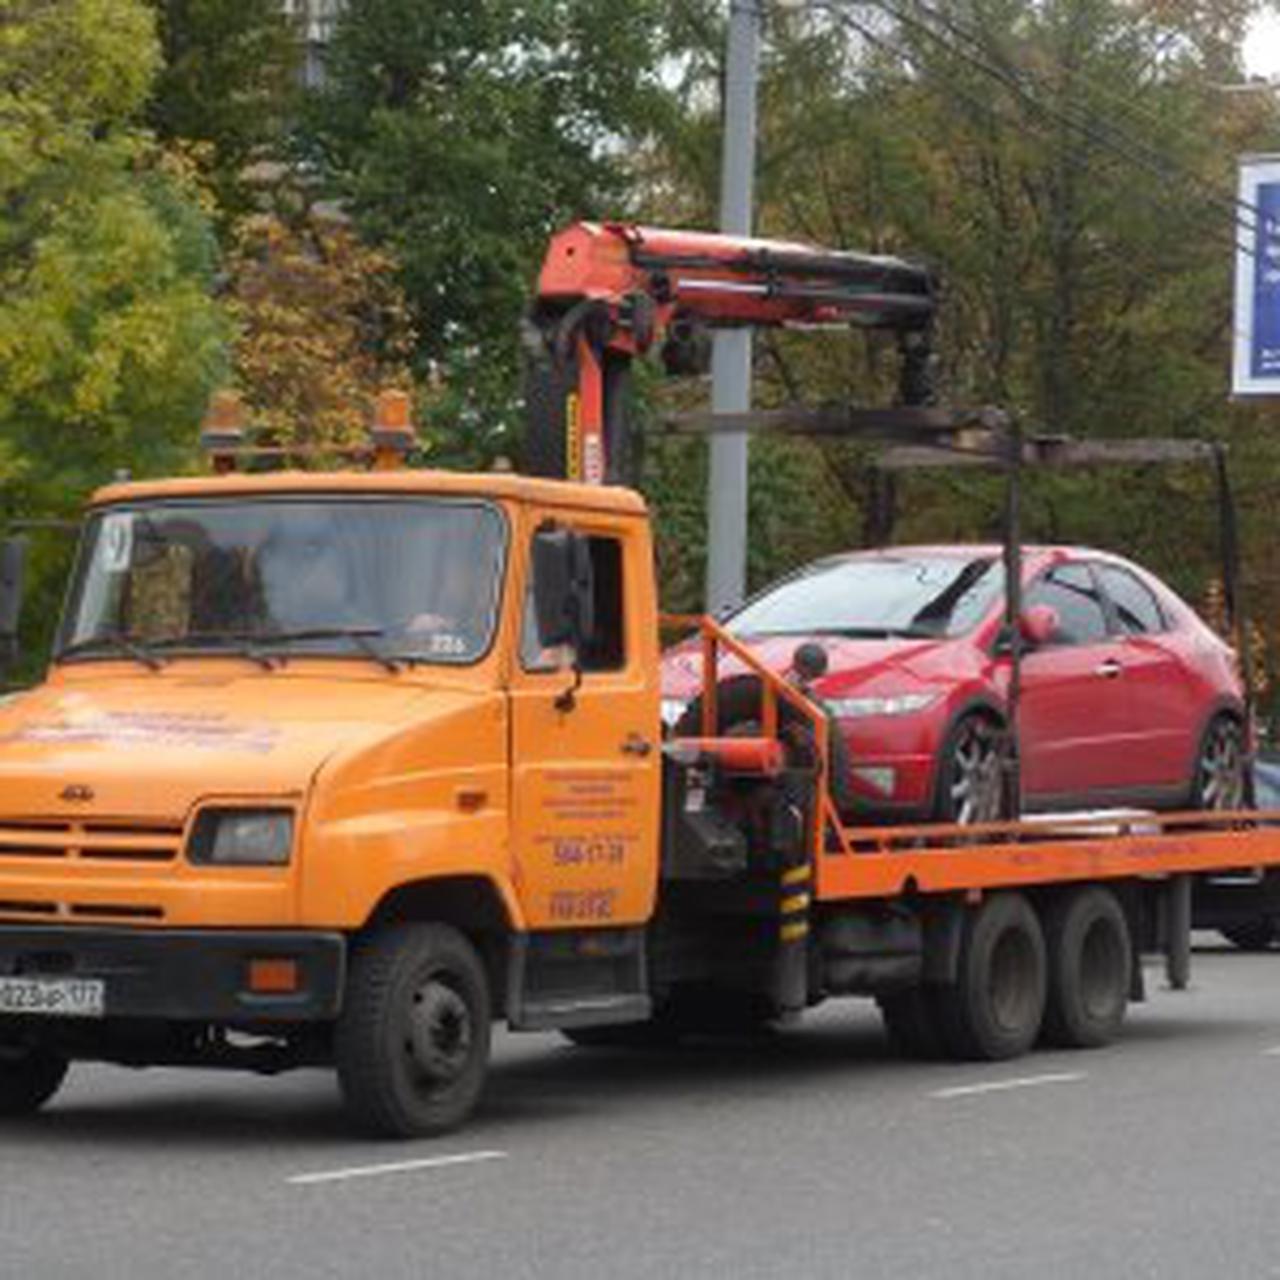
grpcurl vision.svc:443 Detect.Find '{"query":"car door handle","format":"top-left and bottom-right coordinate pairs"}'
top-left (621, 733), bottom-right (653, 758)
top-left (1095, 659), bottom-right (1123, 679)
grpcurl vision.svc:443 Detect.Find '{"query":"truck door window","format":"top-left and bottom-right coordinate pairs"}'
top-left (521, 534), bottom-right (625, 673)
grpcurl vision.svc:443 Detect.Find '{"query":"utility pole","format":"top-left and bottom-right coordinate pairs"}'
top-left (705, 0), bottom-right (763, 616)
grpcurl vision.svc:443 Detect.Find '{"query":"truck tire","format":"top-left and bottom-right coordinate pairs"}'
top-left (0, 1047), bottom-right (68, 1117)
top-left (934, 892), bottom-right (1046, 1060)
top-left (1041, 886), bottom-right (1131, 1049)
top-left (1219, 918), bottom-right (1278, 950)
top-left (336, 923), bottom-right (491, 1139)
top-left (877, 988), bottom-right (947, 1059)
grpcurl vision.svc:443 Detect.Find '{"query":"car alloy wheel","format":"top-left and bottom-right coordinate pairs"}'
top-left (947, 716), bottom-right (1003, 824)
top-left (1197, 717), bottom-right (1245, 811)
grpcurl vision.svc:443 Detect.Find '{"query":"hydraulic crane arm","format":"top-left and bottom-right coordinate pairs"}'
top-left (523, 221), bottom-right (938, 485)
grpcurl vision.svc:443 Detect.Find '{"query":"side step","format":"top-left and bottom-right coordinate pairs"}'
top-left (506, 927), bottom-right (651, 1032)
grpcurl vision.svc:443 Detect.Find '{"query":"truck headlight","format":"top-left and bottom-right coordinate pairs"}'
top-left (826, 693), bottom-right (939, 719)
top-left (188, 809), bottom-right (294, 866)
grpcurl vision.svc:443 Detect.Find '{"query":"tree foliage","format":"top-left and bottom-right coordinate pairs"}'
top-left (303, 0), bottom-right (680, 466)
top-left (637, 0), bottom-right (1280, 689)
top-left (146, 0), bottom-right (300, 217)
top-left (0, 0), bottom-right (228, 672)
top-left (226, 199), bottom-right (417, 453)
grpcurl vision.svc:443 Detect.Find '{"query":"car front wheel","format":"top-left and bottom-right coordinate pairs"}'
top-left (934, 713), bottom-right (1005, 824)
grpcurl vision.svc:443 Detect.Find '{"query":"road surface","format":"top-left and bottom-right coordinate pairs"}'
top-left (4, 941), bottom-right (1280, 1279)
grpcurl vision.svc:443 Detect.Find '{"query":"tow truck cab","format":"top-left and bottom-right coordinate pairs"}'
top-left (0, 468), bottom-right (676, 1123)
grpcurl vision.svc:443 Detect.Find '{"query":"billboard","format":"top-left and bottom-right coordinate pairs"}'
top-left (1234, 154), bottom-right (1280, 396)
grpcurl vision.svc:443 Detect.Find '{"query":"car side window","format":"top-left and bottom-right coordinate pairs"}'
top-left (1098, 565), bottom-right (1165, 635)
top-left (1024, 563), bottom-right (1108, 645)
top-left (520, 533), bottom-right (626, 673)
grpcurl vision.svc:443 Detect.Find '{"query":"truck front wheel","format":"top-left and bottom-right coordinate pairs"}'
top-left (0, 1046), bottom-right (68, 1117)
top-left (336, 923), bottom-right (491, 1139)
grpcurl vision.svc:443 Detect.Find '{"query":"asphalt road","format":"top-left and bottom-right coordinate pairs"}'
top-left (6, 940), bottom-right (1280, 1280)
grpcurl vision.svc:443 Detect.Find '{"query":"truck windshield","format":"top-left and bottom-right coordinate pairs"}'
top-left (57, 498), bottom-right (506, 667)
top-left (728, 553), bottom-right (1003, 639)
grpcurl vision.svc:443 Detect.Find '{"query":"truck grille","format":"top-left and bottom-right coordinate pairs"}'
top-left (0, 819), bottom-right (184, 864)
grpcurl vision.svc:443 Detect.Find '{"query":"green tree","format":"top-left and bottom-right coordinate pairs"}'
top-left (146, 0), bottom-right (300, 218)
top-left (304, 0), bottom-right (679, 466)
top-left (0, 0), bottom-right (228, 674)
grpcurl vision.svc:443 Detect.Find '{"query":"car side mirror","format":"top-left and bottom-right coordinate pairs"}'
top-left (532, 526), bottom-right (595, 651)
top-left (0, 537), bottom-right (27, 671)
top-left (1019, 604), bottom-right (1059, 649)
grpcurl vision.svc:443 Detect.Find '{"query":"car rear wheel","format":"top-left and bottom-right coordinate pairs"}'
top-left (1193, 714), bottom-right (1246, 811)
top-left (934, 713), bottom-right (1005, 824)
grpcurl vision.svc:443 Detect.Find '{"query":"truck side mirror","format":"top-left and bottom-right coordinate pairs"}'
top-left (532, 526), bottom-right (595, 651)
top-left (0, 537), bottom-right (27, 669)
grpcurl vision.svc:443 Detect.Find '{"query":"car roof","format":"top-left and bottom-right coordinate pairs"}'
top-left (822, 543), bottom-right (1139, 567)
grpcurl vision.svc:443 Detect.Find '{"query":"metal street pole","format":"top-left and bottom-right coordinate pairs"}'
top-left (705, 0), bottom-right (762, 615)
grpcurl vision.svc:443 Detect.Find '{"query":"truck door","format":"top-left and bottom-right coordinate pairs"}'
top-left (509, 515), bottom-right (661, 931)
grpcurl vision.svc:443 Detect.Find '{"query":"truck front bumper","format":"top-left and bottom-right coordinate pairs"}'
top-left (0, 927), bottom-right (346, 1024)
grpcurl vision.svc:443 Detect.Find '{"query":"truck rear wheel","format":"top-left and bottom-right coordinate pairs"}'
top-left (0, 1046), bottom-right (68, 1117)
top-left (336, 923), bottom-right (491, 1139)
top-left (1041, 887), bottom-right (1131, 1048)
top-left (935, 892), bottom-right (1046, 1060)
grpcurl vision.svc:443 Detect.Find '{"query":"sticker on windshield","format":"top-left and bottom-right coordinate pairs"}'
top-left (100, 514), bottom-right (134, 573)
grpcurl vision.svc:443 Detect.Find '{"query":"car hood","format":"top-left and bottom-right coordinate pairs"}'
top-left (661, 632), bottom-right (958, 702)
top-left (0, 672), bottom-right (482, 821)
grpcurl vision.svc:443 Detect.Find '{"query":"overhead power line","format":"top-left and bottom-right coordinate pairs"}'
top-left (810, 0), bottom-right (1262, 259)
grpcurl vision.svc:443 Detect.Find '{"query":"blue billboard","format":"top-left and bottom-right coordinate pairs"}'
top-left (1234, 157), bottom-right (1280, 396)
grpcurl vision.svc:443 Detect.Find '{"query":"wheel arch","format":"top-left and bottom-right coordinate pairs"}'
top-left (363, 875), bottom-right (516, 1016)
top-left (927, 693), bottom-right (1008, 813)
top-left (1183, 697), bottom-right (1249, 806)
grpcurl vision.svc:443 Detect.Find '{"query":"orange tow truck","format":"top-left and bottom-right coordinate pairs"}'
top-left (0, 225), bottom-right (1273, 1138)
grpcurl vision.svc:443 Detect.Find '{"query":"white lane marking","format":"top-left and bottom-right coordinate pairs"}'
top-left (1262, 1046), bottom-right (1280, 1056)
top-left (288, 1149), bottom-right (508, 1186)
top-left (930, 1072), bottom-right (1086, 1100)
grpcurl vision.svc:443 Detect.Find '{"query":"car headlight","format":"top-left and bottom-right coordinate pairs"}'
top-left (661, 698), bottom-right (689, 729)
top-left (826, 693), bottom-right (939, 719)
top-left (188, 809), bottom-right (294, 866)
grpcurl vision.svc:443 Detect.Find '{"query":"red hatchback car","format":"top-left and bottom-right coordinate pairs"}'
top-left (661, 545), bottom-right (1246, 824)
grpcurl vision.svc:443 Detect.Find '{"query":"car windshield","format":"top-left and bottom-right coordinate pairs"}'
top-left (57, 497), bottom-right (506, 666)
top-left (728, 553), bottom-right (1003, 639)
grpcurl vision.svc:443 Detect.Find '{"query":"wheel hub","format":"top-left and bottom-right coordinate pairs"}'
top-left (405, 980), bottom-right (472, 1083)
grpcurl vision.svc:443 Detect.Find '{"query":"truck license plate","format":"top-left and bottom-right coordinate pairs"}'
top-left (0, 977), bottom-right (105, 1018)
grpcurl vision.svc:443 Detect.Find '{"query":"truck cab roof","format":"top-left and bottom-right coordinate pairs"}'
top-left (91, 467), bottom-right (650, 516)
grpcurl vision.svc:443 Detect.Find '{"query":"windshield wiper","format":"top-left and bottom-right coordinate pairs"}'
top-left (150, 632), bottom-right (279, 671)
top-left (60, 633), bottom-right (166, 671)
top-left (251, 627), bottom-right (405, 674)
